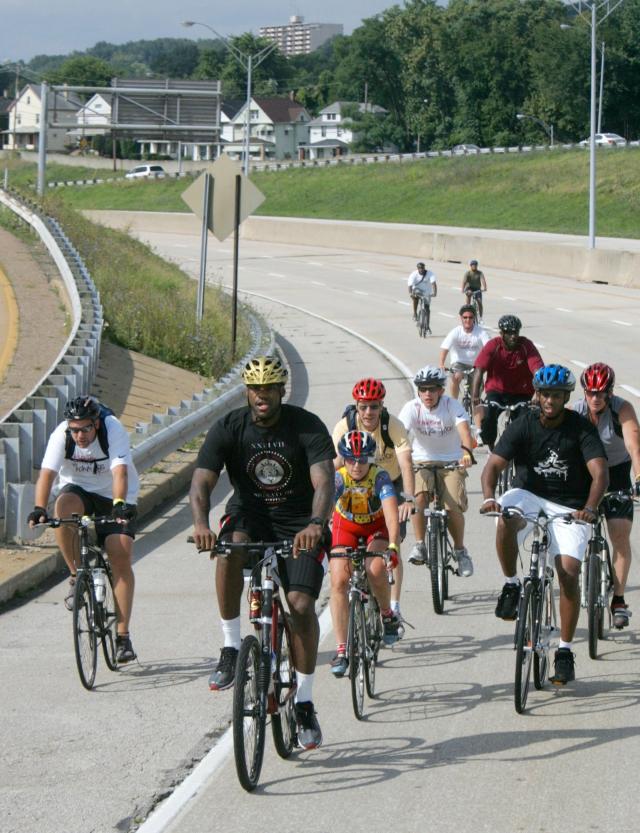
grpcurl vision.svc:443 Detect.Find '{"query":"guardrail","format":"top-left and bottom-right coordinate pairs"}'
top-left (0, 189), bottom-right (271, 543)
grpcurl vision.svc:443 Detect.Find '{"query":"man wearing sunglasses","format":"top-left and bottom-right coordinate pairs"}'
top-left (28, 395), bottom-right (139, 663)
top-left (439, 304), bottom-right (489, 402)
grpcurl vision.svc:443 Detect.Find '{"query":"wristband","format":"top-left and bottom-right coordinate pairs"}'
top-left (402, 495), bottom-right (415, 503)
top-left (583, 506), bottom-right (597, 515)
top-left (482, 497), bottom-right (497, 505)
top-left (309, 516), bottom-right (324, 527)
top-left (113, 498), bottom-right (125, 506)
top-left (387, 543), bottom-right (399, 552)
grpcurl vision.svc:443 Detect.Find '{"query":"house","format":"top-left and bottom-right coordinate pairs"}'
top-left (2, 84), bottom-right (83, 152)
top-left (66, 93), bottom-right (111, 148)
top-left (224, 96), bottom-right (311, 162)
top-left (300, 101), bottom-right (389, 160)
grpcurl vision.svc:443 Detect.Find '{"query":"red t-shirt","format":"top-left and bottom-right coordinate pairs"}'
top-left (474, 336), bottom-right (544, 396)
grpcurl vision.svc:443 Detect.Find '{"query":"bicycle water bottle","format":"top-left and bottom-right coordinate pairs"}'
top-left (249, 586), bottom-right (262, 622)
top-left (92, 568), bottom-right (106, 603)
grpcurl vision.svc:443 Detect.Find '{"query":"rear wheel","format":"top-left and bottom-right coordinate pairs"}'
top-left (271, 617), bottom-right (297, 759)
top-left (428, 523), bottom-right (445, 614)
top-left (73, 573), bottom-right (98, 690)
top-left (587, 550), bottom-right (601, 660)
top-left (514, 582), bottom-right (534, 714)
top-left (100, 563), bottom-right (118, 671)
top-left (233, 636), bottom-right (266, 791)
top-left (348, 598), bottom-right (366, 720)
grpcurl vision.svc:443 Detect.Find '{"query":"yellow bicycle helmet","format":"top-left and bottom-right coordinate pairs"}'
top-left (242, 355), bottom-right (288, 385)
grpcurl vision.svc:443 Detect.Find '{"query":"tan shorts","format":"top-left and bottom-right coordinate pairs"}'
top-left (414, 462), bottom-right (468, 513)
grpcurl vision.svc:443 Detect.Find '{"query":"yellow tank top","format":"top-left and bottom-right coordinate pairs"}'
top-left (336, 466), bottom-right (384, 524)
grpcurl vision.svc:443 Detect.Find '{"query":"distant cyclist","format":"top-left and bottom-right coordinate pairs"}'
top-left (328, 430), bottom-right (401, 677)
top-left (461, 259), bottom-right (487, 321)
top-left (439, 304), bottom-right (490, 402)
top-left (407, 261), bottom-right (437, 326)
top-left (27, 396), bottom-right (139, 664)
top-left (574, 363), bottom-right (640, 629)
top-left (480, 365), bottom-right (608, 686)
top-left (472, 314), bottom-right (544, 449)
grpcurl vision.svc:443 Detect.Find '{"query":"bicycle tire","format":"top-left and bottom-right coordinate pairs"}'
top-left (442, 528), bottom-right (450, 601)
top-left (348, 597), bottom-right (366, 720)
top-left (587, 550), bottom-right (601, 660)
top-left (100, 562), bottom-right (118, 671)
top-left (73, 572), bottom-right (98, 690)
top-left (428, 523), bottom-right (445, 614)
top-left (533, 577), bottom-right (552, 689)
top-left (599, 542), bottom-right (613, 640)
top-left (233, 635), bottom-right (266, 791)
top-left (514, 582), bottom-right (533, 714)
top-left (418, 304), bottom-right (428, 338)
top-left (364, 595), bottom-right (382, 698)
top-left (271, 617), bottom-right (297, 759)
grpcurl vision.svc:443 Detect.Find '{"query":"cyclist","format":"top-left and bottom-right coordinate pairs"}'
top-left (398, 366), bottom-right (475, 575)
top-left (461, 259), bottom-right (487, 321)
top-left (407, 261), bottom-right (437, 327)
top-left (332, 377), bottom-right (415, 621)
top-left (329, 430), bottom-right (401, 677)
top-left (472, 314), bottom-right (544, 449)
top-left (439, 304), bottom-right (490, 402)
top-left (480, 365), bottom-right (608, 685)
top-left (27, 396), bottom-right (139, 664)
top-left (573, 363), bottom-right (640, 629)
top-left (189, 355), bottom-right (335, 750)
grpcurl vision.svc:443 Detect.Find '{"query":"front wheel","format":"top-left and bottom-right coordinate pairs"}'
top-left (271, 617), bottom-right (297, 759)
top-left (534, 578), bottom-right (552, 689)
top-left (364, 596), bottom-right (382, 698)
top-left (428, 523), bottom-right (445, 614)
top-left (418, 302), bottom-right (429, 338)
top-left (348, 597), bottom-right (367, 720)
top-left (100, 563), bottom-right (118, 671)
top-left (514, 582), bottom-right (533, 714)
top-left (233, 636), bottom-right (266, 791)
top-left (73, 573), bottom-right (98, 690)
top-left (587, 550), bottom-right (602, 660)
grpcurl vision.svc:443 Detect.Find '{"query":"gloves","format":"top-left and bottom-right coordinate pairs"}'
top-left (385, 548), bottom-right (399, 570)
top-left (27, 506), bottom-right (49, 526)
top-left (112, 500), bottom-right (136, 522)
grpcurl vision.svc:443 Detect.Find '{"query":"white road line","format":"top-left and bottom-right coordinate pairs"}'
top-left (438, 312), bottom-right (455, 318)
top-left (570, 360), bottom-right (588, 368)
top-left (306, 261), bottom-right (323, 267)
top-left (534, 342), bottom-right (545, 348)
top-left (621, 384), bottom-right (640, 398)
top-left (353, 290), bottom-right (369, 296)
top-left (612, 319), bottom-right (632, 326)
top-left (555, 307), bottom-right (572, 313)
top-left (503, 296), bottom-right (517, 300)
top-left (355, 269), bottom-right (370, 274)
top-left (311, 281), bottom-right (326, 287)
top-left (268, 273), bottom-right (285, 278)
top-left (397, 300), bottom-right (411, 306)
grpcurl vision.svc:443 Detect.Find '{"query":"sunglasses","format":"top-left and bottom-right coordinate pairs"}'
top-left (585, 390), bottom-right (606, 397)
top-left (345, 456), bottom-right (370, 465)
top-left (418, 386), bottom-right (442, 393)
top-left (68, 424), bottom-right (95, 435)
top-left (357, 403), bottom-right (381, 411)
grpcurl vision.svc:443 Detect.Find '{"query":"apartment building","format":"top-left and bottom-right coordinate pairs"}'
top-left (259, 16), bottom-right (343, 56)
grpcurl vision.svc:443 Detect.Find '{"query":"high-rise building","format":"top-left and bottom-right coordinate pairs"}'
top-left (259, 16), bottom-right (343, 56)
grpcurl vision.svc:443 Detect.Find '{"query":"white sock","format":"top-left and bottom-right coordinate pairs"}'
top-left (221, 617), bottom-right (241, 650)
top-left (505, 576), bottom-right (520, 585)
top-left (391, 600), bottom-right (400, 614)
top-left (295, 671), bottom-right (314, 704)
top-left (558, 640), bottom-right (572, 651)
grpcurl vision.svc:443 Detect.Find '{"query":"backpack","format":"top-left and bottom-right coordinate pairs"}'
top-left (610, 399), bottom-right (623, 439)
top-left (65, 404), bottom-right (115, 469)
top-left (342, 404), bottom-right (395, 452)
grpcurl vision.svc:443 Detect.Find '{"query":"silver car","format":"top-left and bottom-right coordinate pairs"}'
top-left (579, 133), bottom-right (626, 147)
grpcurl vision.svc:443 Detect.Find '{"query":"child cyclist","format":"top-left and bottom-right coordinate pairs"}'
top-left (329, 430), bottom-right (401, 677)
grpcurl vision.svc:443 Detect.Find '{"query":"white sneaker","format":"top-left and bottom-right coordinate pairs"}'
top-left (408, 541), bottom-right (428, 565)
top-left (454, 547), bottom-right (474, 577)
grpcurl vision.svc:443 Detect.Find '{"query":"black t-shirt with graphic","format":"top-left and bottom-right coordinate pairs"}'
top-left (196, 404), bottom-right (336, 523)
top-left (494, 409), bottom-right (605, 509)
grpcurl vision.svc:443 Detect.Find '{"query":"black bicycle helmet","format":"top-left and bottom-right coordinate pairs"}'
top-left (63, 395), bottom-right (100, 421)
top-left (498, 314), bottom-right (522, 333)
top-left (532, 364), bottom-right (576, 392)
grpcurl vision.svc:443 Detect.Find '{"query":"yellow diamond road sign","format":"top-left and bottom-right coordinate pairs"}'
top-left (181, 154), bottom-right (265, 242)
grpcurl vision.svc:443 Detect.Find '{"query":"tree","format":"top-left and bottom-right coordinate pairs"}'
top-left (46, 55), bottom-right (115, 86)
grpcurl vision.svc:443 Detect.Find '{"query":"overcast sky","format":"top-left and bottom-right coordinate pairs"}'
top-left (1, 0), bottom-right (413, 63)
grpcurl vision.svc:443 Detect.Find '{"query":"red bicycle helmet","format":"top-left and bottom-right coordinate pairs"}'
top-left (580, 362), bottom-right (615, 392)
top-left (352, 378), bottom-right (386, 401)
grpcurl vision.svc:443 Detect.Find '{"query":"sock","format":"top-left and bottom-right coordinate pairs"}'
top-left (295, 671), bottom-right (314, 703)
top-left (336, 642), bottom-right (346, 655)
top-left (505, 576), bottom-right (520, 585)
top-left (381, 607), bottom-right (393, 618)
top-left (612, 595), bottom-right (625, 605)
top-left (390, 600), bottom-right (400, 614)
top-left (558, 640), bottom-right (572, 651)
top-left (220, 617), bottom-right (241, 650)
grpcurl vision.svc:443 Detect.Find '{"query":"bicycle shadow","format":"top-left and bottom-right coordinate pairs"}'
top-left (87, 656), bottom-right (214, 693)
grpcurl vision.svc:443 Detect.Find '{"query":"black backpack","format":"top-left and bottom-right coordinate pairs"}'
top-left (64, 404), bottom-right (115, 471)
top-left (342, 404), bottom-right (395, 452)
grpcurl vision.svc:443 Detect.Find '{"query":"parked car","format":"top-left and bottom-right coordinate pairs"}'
top-left (452, 144), bottom-right (481, 155)
top-left (579, 133), bottom-right (626, 147)
top-left (125, 164), bottom-right (166, 179)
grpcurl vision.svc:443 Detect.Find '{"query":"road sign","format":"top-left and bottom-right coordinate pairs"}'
top-left (181, 154), bottom-right (265, 241)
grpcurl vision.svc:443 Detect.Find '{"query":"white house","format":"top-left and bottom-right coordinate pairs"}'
top-left (300, 101), bottom-right (389, 160)
top-left (2, 84), bottom-right (83, 152)
top-left (65, 92), bottom-right (112, 148)
top-left (224, 96), bottom-right (311, 162)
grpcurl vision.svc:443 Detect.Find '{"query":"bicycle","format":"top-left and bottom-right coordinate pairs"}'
top-left (464, 288), bottom-right (482, 319)
top-left (489, 400), bottom-right (531, 496)
top-left (581, 490), bottom-right (636, 659)
top-left (446, 366), bottom-right (475, 419)
top-left (42, 515), bottom-right (119, 690)
top-left (414, 293), bottom-right (432, 338)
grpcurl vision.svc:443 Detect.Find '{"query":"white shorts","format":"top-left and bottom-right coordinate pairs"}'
top-left (499, 488), bottom-right (590, 562)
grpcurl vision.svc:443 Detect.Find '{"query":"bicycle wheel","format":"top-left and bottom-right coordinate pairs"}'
top-left (514, 582), bottom-right (533, 713)
top-left (271, 617), bottom-right (297, 759)
top-left (100, 563), bottom-right (118, 671)
top-left (587, 550), bottom-right (601, 660)
top-left (348, 597), bottom-right (366, 720)
top-left (533, 578), bottom-right (552, 689)
top-left (418, 304), bottom-right (428, 338)
top-left (364, 596), bottom-right (382, 698)
top-left (442, 530), bottom-right (450, 601)
top-left (233, 635), bottom-right (266, 791)
top-left (428, 523), bottom-right (445, 614)
top-left (73, 573), bottom-right (98, 690)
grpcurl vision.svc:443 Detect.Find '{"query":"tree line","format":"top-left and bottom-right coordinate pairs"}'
top-left (11, 0), bottom-right (640, 151)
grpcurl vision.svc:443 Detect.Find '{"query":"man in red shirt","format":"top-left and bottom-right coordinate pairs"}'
top-left (472, 315), bottom-right (544, 449)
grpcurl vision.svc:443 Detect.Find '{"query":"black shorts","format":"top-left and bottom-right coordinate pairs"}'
top-left (219, 512), bottom-right (327, 600)
top-left (602, 461), bottom-right (634, 521)
top-left (58, 485), bottom-right (137, 541)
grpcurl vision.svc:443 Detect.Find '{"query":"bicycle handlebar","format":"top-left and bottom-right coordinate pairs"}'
top-left (186, 537), bottom-right (294, 558)
top-left (38, 514), bottom-right (117, 528)
top-left (483, 507), bottom-right (586, 528)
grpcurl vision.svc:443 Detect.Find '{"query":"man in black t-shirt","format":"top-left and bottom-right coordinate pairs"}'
top-left (190, 355), bottom-right (335, 750)
top-left (480, 365), bottom-right (607, 686)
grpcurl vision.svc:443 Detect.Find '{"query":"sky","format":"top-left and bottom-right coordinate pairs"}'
top-left (0, 0), bottom-right (413, 63)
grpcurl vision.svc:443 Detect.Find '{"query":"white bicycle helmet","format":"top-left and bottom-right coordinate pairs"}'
top-left (413, 365), bottom-right (447, 387)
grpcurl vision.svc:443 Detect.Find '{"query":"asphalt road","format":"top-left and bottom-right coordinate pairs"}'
top-left (3, 228), bottom-right (640, 833)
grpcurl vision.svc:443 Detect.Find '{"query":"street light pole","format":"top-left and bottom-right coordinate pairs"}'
top-left (597, 40), bottom-right (605, 134)
top-left (516, 112), bottom-right (554, 148)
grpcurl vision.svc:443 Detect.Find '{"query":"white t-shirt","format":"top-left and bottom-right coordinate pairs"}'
top-left (398, 395), bottom-right (469, 462)
top-left (41, 415), bottom-right (140, 503)
top-left (440, 324), bottom-right (490, 366)
top-left (407, 269), bottom-right (437, 298)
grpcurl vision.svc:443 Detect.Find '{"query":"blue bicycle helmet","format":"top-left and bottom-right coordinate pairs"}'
top-left (532, 364), bottom-right (576, 392)
top-left (338, 430), bottom-right (377, 461)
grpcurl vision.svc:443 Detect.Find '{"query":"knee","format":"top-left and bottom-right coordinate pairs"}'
top-left (287, 592), bottom-right (316, 623)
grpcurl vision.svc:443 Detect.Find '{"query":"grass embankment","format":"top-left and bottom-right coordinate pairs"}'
top-left (25, 148), bottom-right (640, 239)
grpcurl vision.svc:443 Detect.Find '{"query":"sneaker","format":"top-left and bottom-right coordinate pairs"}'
top-left (495, 582), bottom-right (521, 620)
top-left (115, 635), bottom-right (137, 664)
top-left (475, 430), bottom-right (484, 448)
top-left (64, 576), bottom-right (76, 611)
top-left (330, 652), bottom-right (348, 678)
top-left (295, 701), bottom-right (322, 750)
top-left (209, 646), bottom-right (239, 691)
top-left (550, 648), bottom-right (575, 686)
top-left (408, 541), bottom-right (428, 565)
top-left (454, 547), bottom-right (474, 577)
top-left (391, 607), bottom-right (406, 639)
top-left (382, 612), bottom-right (400, 645)
top-left (612, 601), bottom-right (631, 630)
